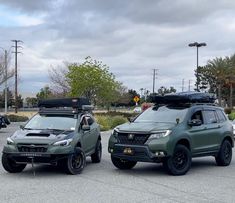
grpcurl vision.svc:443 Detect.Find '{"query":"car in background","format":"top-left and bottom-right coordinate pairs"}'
top-left (133, 107), bottom-right (142, 113)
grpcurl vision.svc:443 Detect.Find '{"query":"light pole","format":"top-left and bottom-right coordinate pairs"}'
top-left (188, 42), bottom-right (207, 91)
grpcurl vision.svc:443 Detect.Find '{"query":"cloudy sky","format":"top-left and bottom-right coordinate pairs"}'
top-left (0, 0), bottom-right (235, 97)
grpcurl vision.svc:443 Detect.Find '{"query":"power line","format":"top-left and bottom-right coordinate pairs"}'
top-left (11, 40), bottom-right (23, 113)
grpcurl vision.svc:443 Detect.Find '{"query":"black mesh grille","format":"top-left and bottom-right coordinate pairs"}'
top-left (26, 133), bottom-right (50, 137)
top-left (18, 144), bottom-right (47, 153)
top-left (117, 133), bottom-right (150, 145)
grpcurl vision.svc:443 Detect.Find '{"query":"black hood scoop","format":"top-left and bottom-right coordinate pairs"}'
top-left (26, 133), bottom-right (50, 137)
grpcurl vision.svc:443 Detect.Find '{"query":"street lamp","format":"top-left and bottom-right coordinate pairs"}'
top-left (188, 42), bottom-right (207, 91)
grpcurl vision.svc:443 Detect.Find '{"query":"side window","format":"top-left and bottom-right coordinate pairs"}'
top-left (216, 110), bottom-right (226, 123)
top-left (191, 110), bottom-right (203, 124)
top-left (203, 110), bottom-right (217, 124)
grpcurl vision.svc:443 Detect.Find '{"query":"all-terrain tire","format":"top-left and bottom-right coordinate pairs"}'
top-left (64, 147), bottom-right (86, 175)
top-left (91, 139), bottom-right (102, 163)
top-left (163, 144), bottom-right (191, 176)
top-left (215, 139), bottom-right (232, 166)
top-left (2, 153), bottom-right (26, 173)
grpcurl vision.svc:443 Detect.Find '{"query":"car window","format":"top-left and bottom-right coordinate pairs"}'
top-left (216, 110), bottom-right (226, 123)
top-left (203, 110), bottom-right (218, 124)
top-left (191, 110), bottom-right (204, 124)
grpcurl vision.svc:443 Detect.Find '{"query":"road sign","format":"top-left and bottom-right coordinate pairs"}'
top-left (133, 96), bottom-right (140, 103)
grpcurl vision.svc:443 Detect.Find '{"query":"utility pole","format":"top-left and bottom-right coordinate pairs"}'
top-left (188, 80), bottom-right (192, 91)
top-left (11, 40), bottom-right (22, 113)
top-left (182, 79), bottom-right (185, 92)
top-left (152, 69), bottom-right (158, 93)
top-left (4, 50), bottom-right (7, 114)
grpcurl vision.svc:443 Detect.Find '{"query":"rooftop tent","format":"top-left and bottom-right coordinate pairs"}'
top-left (38, 97), bottom-right (90, 109)
top-left (151, 92), bottom-right (216, 104)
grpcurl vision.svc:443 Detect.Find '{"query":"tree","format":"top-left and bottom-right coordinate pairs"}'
top-left (157, 86), bottom-right (176, 95)
top-left (49, 63), bottom-right (70, 97)
top-left (0, 88), bottom-right (14, 108)
top-left (25, 97), bottom-right (38, 107)
top-left (0, 51), bottom-right (14, 86)
top-left (36, 86), bottom-right (53, 100)
top-left (67, 56), bottom-right (120, 109)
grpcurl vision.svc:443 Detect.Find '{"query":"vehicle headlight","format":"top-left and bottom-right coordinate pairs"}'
top-left (148, 130), bottom-right (172, 140)
top-left (53, 138), bottom-right (73, 146)
top-left (7, 137), bottom-right (14, 145)
top-left (111, 128), bottom-right (119, 138)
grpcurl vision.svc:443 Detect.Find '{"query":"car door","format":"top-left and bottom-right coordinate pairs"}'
top-left (80, 115), bottom-right (94, 154)
top-left (188, 108), bottom-right (209, 153)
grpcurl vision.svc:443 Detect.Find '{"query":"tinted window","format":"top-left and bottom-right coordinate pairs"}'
top-left (216, 110), bottom-right (226, 122)
top-left (203, 110), bottom-right (217, 124)
top-left (86, 116), bottom-right (94, 125)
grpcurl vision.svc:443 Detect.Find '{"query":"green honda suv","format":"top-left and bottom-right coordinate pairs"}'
top-left (108, 92), bottom-right (234, 175)
top-left (2, 98), bottom-right (102, 175)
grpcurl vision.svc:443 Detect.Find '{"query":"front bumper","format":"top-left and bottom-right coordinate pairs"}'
top-left (109, 144), bottom-right (168, 163)
top-left (3, 152), bottom-right (71, 165)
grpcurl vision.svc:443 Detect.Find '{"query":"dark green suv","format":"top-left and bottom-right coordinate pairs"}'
top-left (2, 98), bottom-right (102, 175)
top-left (108, 92), bottom-right (234, 175)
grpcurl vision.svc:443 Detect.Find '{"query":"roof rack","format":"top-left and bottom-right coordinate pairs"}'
top-left (38, 97), bottom-right (92, 115)
top-left (150, 92), bottom-right (216, 104)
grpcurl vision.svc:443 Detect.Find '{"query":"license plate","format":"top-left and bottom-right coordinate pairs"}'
top-left (123, 148), bottom-right (134, 155)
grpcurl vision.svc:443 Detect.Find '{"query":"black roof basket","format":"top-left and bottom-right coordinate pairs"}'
top-left (150, 92), bottom-right (216, 104)
top-left (38, 97), bottom-right (90, 109)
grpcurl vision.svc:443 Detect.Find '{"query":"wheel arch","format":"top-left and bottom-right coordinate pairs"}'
top-left (222, 136), bottom-right (234, 147)
top-left (176, 138), bottom-right (191, 150)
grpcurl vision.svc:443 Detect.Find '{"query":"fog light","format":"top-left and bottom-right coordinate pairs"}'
top-left (155, 151), bottom-right (165, 157)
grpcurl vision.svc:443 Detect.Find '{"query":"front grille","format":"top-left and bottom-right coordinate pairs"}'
top-left (117, 133), bottom-right (150, 145)
top-left (17, 144), bottom-right (48, 153)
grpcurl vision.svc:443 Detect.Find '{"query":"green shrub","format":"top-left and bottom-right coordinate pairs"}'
top-left (95, 115), bottom-right (127, 131)
top-left (110, 116), bottom-right (127, 129)
top-left (228, 111), bottom-right (235, 120)
top-left (224, 108), bottom-right (232, 115)
top-left (7, 114), bottom-right (29, 122)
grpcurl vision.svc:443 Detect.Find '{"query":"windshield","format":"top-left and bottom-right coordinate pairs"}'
top-left (24, 114), bottom-right (77, 131)
top-left (134, 106), bottom-right (188, 123)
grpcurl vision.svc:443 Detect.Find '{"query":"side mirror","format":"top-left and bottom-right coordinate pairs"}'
top-left (20, 124), bottom-right (25, 129)
top-left (82, 125), bottom-right (90, 131)
top-left (128, 117), bottom-right (135, 122)
top-left (188, 119), bottom-right (202, 127)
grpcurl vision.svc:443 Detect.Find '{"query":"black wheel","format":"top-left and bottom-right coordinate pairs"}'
top-left (64, 147), bottom-right (86, 175)
top-left (215, 140), bottom-right (232, 166)
top-left (91, 139), bottom-right (102, 163)
top-left (111, 155), bottom-right (137, 170)
top-left (163, 144), bottom-right (191, 175)
top-left (2, 154), bottom-right (26, 173)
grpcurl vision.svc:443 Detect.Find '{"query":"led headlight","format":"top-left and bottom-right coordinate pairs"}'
top-left (53, 138), bottom-right (73, 146)
top-left (7, 137), bottom-right (14, 145)
top-left (149, 130), bottom-right (172, 140)
top-left (111, 128), bottom-right (119, 138)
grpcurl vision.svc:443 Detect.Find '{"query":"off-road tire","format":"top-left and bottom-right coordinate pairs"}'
top-left (91, 139), bottom-right (102, 163)
top-left (111, 155), bottom-right (137, 170)
top-left (64, 147), bottom-right (86, 175)
top-left (215, 140), bottom-right (232, 166)
top-left (2, 153), bottom-right (26, 173)
top-left (163, 144), bottom-right (191, 176)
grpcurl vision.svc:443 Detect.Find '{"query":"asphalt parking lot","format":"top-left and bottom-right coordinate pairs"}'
top-left (0, 123), bottom-right (235, 203)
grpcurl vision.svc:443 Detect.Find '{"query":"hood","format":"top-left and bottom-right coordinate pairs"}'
top-left (11, 129), bottom-right (75, 144)
top-left (116, 122), bottom-right (176, 133)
